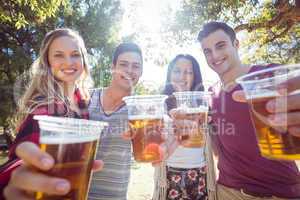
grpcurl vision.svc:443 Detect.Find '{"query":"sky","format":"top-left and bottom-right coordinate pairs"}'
top-left (119, 0), bottom-right (220, 91)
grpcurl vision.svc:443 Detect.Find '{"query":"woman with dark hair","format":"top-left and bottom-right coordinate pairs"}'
top-left (162, 54), bottom-right (204, 111)
top-left (163, 54), bottom-right (204, 95)
top-left (153, 54), bottom-right (208, 200)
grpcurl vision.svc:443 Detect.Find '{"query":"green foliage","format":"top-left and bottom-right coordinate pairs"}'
top-left (242, 24), bottom-right (300, 64)
top-left (165, 0), bottom-right (257, 34)
top-left (0, 0), bottom-right (67, 29)
top-left (134, 82), bottom-right (161, 95)
top-left (165, 0), bottom-right (300, 65)
top-left (61, 0), bottom-right (123, 88)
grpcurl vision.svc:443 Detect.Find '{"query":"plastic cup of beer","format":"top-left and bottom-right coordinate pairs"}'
top-left (123, 95), bottom-right (168, 163)
top-left (173, 91), bottom-right (211, 148)
top-left (236, 64), bottom-right (300, 160)
top-left (33, 115), bottom-right (107, 200)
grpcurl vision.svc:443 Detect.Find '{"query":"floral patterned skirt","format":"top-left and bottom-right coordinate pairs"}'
top-left (166, 166), bottom-right (207, 200)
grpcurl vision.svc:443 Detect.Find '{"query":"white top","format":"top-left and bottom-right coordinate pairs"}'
top-left (166, 146), bottom-right (206, 169)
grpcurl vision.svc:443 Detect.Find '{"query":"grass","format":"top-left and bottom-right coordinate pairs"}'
top-left (127, 161), bottom-right (154, 200)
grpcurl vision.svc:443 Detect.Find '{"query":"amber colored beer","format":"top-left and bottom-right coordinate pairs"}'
top-left (180, 107), bottom-right (208, 148)
top-left (248, 93), bottom-right (300, 160)
top-left (129, 117), bottom-right (165, 162)
top-left (36, 137), bottom-right (99, 200)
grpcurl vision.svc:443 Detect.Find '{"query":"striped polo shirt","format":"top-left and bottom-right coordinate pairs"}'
top-left (88, 89), bottom-right (132, 200)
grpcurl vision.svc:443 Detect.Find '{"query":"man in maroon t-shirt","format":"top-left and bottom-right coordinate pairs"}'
top-left (196, 22), bottom-right (300, 199)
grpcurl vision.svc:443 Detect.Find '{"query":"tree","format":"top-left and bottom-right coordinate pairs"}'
top-left (134, 81), bottom-right (162, 95)
top-left (0, 0), bottom-right (123, 132)
top-left (0, 0), bottom-right (67, 29)
top-left (162, 0), bottom-right (300, 65)
top-left (235, 0), bottom-right (300, 43)
top-left (61, 0), bottom-right (123, 88)
top-left (241, 24), bottom-right (300, 64)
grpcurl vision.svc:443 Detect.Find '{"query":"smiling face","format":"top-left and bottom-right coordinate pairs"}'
top-left (111, 51), bottom-right (143, 91)
top-left (200, 29), bottom-right (240, 77)
top-left (170, 58), bottom-right (194, 92)
top-left (48, 36), bottom-right (84, 87)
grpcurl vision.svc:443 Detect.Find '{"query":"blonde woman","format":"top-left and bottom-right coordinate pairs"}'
top-left (0, 28), bottom-right (99, 199)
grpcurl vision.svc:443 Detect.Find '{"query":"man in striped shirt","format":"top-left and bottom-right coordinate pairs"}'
top-left (88, 42), bottom-right (143, 200)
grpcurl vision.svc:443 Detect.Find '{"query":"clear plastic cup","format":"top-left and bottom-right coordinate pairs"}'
top-left (173, 91), bottom-right (211, 148)
top-left (236, 64), bottom-right (300, 160)
top-left (123, 95), bottom-right (168, 162)
top-left (34, 115), bottom-right (107, 200)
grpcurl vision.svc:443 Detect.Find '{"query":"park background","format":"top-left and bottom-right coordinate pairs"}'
top-left (0, 0), bottom-right (300, 199)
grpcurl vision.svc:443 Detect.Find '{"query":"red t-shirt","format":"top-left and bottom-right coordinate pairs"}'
top-left (211, 65), bottom-right (300, 198)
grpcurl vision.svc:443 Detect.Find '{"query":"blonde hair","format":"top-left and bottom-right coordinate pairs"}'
top-left (16, 28), bottom-right (93, 128)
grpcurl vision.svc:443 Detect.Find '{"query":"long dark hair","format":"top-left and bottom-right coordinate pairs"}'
top-left (163, 54), bottom-right (204, 96)
top-left (162, 54), bottom-right (204, 110)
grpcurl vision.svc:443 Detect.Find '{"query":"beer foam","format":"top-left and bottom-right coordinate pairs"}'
top-left (128, 114), bottom-right (163, 120)
top-left (178, 105), bottom-right (208, 114)
top-left (40, 135), bottom-right (99, 144)
top-left (247, 91), bottom-right (279, 99)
